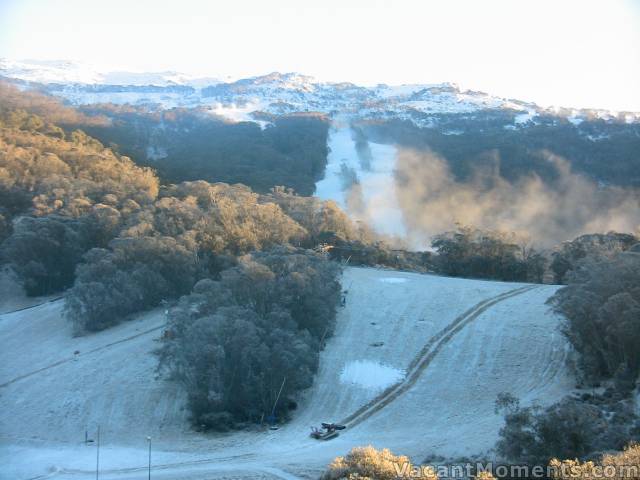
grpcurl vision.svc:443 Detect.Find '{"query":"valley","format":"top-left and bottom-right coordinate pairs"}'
top-left (1, 41), bottom-right (639, 480)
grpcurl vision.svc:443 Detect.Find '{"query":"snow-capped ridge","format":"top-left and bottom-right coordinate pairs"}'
top-left (2, 58), bottom-right (638, 125)
top-left (241, 71), bottom-right (318, 90)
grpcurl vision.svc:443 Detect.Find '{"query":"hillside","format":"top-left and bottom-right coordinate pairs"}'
top-left (0, 267), bottom-right (573, 480)
top-left (2, 70), bottom-right (638, 249)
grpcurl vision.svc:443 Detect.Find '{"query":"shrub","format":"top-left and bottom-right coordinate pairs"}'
top-left (496, 396), bottom-right (605, 465)
top-left (550, 443), bottom-right (640, 480)
top-left (321, 446), bottom-right (431, 480)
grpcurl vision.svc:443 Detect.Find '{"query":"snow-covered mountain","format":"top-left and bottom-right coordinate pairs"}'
top-left (2, 58), bottom-right (639, 126)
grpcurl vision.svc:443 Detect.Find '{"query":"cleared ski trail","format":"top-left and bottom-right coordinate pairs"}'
top-left (0, 267), bottom-right (573, 479)
top-left (339, 285), bottom-right (539, 429)
top-left (0, 321), bottom-right (164, 388)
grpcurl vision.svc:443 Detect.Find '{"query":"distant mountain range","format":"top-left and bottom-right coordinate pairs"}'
top-left (2, 58), bottom-right (639, 127)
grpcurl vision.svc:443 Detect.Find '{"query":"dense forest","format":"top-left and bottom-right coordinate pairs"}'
top-left (78, 104), bottom-right (330, 195)
top-left (158, 248), bottom-right (341, 429)
top-left (0, 81), bottom-right (330, 196)
top-left (364, 112), bottom-right (640, 188)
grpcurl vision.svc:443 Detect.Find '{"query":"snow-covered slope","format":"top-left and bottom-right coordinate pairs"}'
top-left (0, 267), bottom-right (573, 479)
top-left (316, 121), bottom-right (407, 240)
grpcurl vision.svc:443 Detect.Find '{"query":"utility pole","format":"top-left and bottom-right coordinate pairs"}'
top-left (147, 436), bottom-right (152, 480)
top-left (95, 425), bottom-right (100, 480)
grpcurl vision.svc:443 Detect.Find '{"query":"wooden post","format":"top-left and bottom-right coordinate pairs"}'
top-left (95, 425), bottom-right (100, 480)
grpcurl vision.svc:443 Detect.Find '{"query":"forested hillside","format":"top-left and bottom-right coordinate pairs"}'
top-left (0, 81), bottom-right (330, 196)
top-left (0, 95), bottom-right (357, 297)
top-left (0, 88), bottom-right (364, 427)
top-left (78, 104), bottom-right (330, 195)
top-left (364, 113), bottom-right (640, 188)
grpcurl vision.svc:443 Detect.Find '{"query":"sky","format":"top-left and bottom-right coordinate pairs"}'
top-left (1, 0), bottom-right (639, 111)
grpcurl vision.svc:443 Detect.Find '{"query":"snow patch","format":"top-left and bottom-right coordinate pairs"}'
top-left (568, 116), bottom-right (584, 126)
top-left (514, 110), bottom-right (536, 124)
top-left (379, 277), bottom-right (408, 284)
top-left (340, 360), bottom-right (405, 391)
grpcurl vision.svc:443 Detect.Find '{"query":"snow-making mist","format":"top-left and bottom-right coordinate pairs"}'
top-left (316, 120), bottom-right (640, 249)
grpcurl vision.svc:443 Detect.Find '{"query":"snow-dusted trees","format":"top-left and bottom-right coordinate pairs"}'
top-left (266, 187), bottom-right (367, 245)
top-left (0, 100), bottom-right (159, 293)
top-left (159, 181), bottom-right (307, 254)
top-left (549, 251), bottom-right (640, 382)
top-left (495, 396), bottom-right (606, 465)
top-left (158, 248), bottom-right (341, 430)
top-left (1, 216), bottom-right (89, 295)
top-left (550, 232), bottom-right (638, 284)
top-left (321, 446), bottom-right (429, 480)
top-left (550, 443), bottom-right (640, 480)
top-left (431, 226), bottom-right (545, 282)
top-left (62, 183), bottom-right (321, 333)
top-left (65, 236), bottom-right (199, 333)
top-left (0, 94), bottom-right (351, 315)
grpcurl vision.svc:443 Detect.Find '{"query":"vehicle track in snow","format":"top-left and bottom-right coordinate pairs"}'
top-left (0, 322), bottom-right (165, 389)
top-left (0, 296), bottom-right (64, 317)
top-left (338, 284), bottom-right (539, 429)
